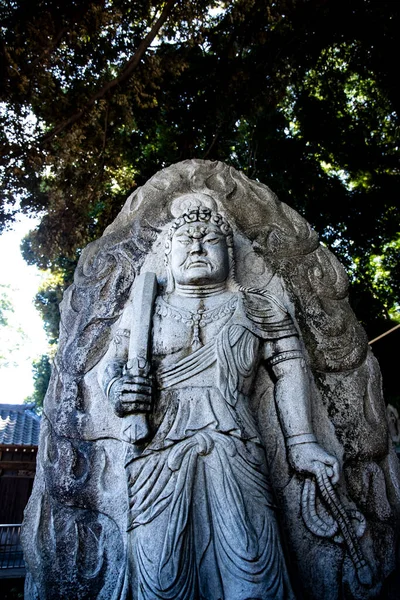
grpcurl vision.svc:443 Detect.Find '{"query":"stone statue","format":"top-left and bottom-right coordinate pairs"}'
top-left (21, 160), bottom-right (400, 600)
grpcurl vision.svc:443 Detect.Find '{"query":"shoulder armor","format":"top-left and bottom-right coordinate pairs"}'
top-left (241, 288), bottom-right (298, 340)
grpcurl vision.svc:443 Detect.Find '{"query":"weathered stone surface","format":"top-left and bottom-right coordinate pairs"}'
top-left (22, 160), bottom-right (400, 599)
top-left (388, 404), bottom-right (400, 445)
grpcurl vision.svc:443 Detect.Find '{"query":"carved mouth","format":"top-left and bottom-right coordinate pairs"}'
top-left (188, 261), bottom-right (209, 268)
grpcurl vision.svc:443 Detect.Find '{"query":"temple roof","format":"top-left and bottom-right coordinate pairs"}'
top-left (0, 404), bottom-right (40, 446)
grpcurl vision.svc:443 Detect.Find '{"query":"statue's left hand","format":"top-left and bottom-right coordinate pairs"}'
top-left (288, 443), bottom-right (340, 484)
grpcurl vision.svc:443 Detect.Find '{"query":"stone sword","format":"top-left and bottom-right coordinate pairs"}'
top-left (122, 271), bottom-right (157, 444)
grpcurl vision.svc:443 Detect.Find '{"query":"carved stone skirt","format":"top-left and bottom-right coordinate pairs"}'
top-left (126, 429), bottom-right (294, 600)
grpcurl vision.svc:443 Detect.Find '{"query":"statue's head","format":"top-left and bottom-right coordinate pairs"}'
top-left (164, 193), bottom-right (235, 291)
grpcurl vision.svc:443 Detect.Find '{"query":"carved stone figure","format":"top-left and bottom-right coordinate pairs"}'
top-left (21, 160), bottom-right (400, 600)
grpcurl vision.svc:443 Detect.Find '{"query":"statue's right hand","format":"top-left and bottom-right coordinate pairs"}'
top-left (109, 375), bottom-right (152, 417)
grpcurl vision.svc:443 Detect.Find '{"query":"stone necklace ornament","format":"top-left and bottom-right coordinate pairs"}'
top-left (155, 293), bottom-right (238, 351)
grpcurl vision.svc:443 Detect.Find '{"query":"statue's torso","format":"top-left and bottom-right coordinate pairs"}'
top-left (147, 291), bottom-right (263, 450)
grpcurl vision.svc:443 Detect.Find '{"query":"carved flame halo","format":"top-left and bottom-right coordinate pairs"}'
top-left (164, 193), bottom-right (237, 293)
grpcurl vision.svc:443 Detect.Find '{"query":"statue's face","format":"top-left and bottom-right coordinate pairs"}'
top-left (170, 221), bottom-right (230, 286)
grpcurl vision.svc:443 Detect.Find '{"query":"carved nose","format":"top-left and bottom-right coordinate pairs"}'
top-left (190, 241), bottom-right (205, 255)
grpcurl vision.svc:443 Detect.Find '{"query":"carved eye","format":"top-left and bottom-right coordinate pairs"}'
top-left (204, 236), bottom-right (221, 245)
top-left (178, 238), bottom-right (191, 246)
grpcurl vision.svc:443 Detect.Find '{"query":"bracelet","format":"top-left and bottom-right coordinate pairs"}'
top-left (268, 350), bottom-right (303, 367)
top-left (286, 433), bottom-right (317, 447)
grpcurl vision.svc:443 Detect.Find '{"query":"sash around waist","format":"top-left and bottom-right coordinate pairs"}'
top-left (144, 386), bottom-right (262, 456)
top-left (157, 339), bottom-right (216, 389)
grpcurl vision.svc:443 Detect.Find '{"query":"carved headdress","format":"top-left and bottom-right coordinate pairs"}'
top-left (164, 192), bottom-right (235, 291)
top-left (165, 193), bottom-right (233, 247)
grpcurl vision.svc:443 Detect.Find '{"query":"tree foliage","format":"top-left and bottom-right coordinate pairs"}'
top-left (0, 284), bottom-right (13, 327)
top-left (1, 2), bottom-right (399, 341)
top-left (0, 284), bottom-right (27, 369)
top-left (22, 266), bottom-right (75, 408)
top-left (33, 269), bottom-right (73, 345)
top-left (25, 354), bottom-right (52, 412)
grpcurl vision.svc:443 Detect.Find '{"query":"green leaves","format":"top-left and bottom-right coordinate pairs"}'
top-left (0, 0), bottom-right (398, 336)
top-left (0, 285), bottom-right (14, 328)
top-left (0, 284), bottom-right (27, 369)
top-left (25, 354), bottom-right (52, 411)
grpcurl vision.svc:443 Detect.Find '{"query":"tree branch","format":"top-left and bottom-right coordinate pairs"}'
top-left (41, 0), bottom-right (177, 144)
top-left (203, 129), bottom-right (220, 159)
top-left (29, 26), bottom-right (69, 70)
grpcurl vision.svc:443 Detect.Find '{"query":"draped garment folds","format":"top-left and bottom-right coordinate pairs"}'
top-left (125, 291), bottom-right (297, 600)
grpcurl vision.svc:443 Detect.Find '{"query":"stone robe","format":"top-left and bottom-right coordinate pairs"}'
top-left (107, 289), bottom-right (299, 600)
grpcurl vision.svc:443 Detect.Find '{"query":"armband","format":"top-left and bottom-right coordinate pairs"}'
top-left (114, 328), bottom-right (130, 346)
top-left (106, 376), bottom-right (120, 398)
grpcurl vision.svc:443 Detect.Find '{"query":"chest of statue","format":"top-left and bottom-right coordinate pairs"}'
top-left (152, 294), bottom-right (239, 368)
top-left (148, 293), bottom-right (265, 405)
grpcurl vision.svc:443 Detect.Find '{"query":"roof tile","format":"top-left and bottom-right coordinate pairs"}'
top-left (0, 404), bottom-right (40, 446)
